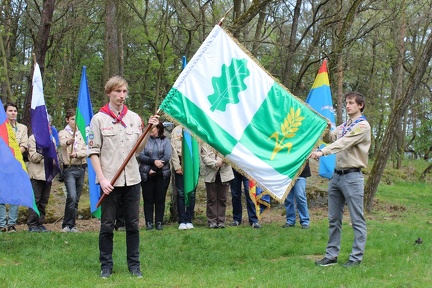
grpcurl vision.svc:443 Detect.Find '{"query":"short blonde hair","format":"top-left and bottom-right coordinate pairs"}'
top-left (104, 76), bottom-right (128, 94)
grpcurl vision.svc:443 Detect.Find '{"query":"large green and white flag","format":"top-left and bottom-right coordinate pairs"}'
top-left (160, 25), bottom-right (327, 202)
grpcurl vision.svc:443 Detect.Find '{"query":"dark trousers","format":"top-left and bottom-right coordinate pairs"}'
top-left (28, 179), bottom-right (52, 227)
top-left (175, 173), bottom-right (196, 224)
top-left (62, 166), bottom-right (85, 228)
top-left (230, 170), bottom-right (258, 224)
top-left (141, 175), bottom-right (170, 224)
top-left (99, 184), bottom-right (141, 271)
top-left (205, 174), bottom-right (229, 225)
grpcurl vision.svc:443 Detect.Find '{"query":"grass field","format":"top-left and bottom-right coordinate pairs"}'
top-left (1, 161), bottom-right (431, 287)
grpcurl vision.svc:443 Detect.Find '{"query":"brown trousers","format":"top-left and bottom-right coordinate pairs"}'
top-left (205, 174), bottom-right (229, 225)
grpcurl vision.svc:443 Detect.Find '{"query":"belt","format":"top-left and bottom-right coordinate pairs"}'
top-left (334, 168), bottom-right (361, 175)
top-left (63, 164), bottom-right (85, 169)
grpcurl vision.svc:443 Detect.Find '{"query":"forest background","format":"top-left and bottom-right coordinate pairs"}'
top-left (0, 0), bottom-right (431, 211)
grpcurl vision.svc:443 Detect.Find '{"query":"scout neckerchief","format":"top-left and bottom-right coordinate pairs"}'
top-left (99, 103), bottom-right (129, 127)
top-left (65, 124), bottom-right (79, 151)
top-left (341, 115), bottom-right (366, 137)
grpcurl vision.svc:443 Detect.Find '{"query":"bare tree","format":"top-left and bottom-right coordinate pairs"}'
top-left (365, 31), bottom-right (432, 212)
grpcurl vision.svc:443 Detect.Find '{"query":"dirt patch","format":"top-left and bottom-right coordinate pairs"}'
top-left (8, 160), bottom-right (389, 232)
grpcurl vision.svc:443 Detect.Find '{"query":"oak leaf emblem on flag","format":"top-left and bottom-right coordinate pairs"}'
top-left (208, 58), bottom-right (250, 112)
top-left (269, 107), bottom-right (304, 160)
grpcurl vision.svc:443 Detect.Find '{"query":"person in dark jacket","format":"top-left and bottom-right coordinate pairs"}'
top-left (137, 122), bottom-right (172, 231)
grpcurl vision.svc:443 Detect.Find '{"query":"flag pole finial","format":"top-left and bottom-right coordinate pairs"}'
top-left (218, 6), bottom-right (234, 26)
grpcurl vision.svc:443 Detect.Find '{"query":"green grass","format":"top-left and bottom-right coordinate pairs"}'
top-left (1, 179), bottom-right (431, 287)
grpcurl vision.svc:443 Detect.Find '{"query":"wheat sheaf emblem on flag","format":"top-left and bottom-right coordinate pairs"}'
top-left (269, 107), bottom-right (304, 160)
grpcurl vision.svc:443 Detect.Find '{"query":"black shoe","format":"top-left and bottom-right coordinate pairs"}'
top-left (38, 225), bottom-right (50, 232)
top-left (130, 268), bottom-right (143, 278)
top-left (145, 222), bottom-right (153, 230)
top-left (28, 226), bottom-right (40, 232)
top-left (301, 225), bottom-right (310, 229)
top-left (342, 260), bottom-right (361, 268)
top-left (156, 222), bottom-right (163, 230)
top-left (7, 226), bottom-right (17, 233)
top-left (100, 268), bottom-right (112, 279)
top-left (230, 221), bottom-right (240, 226)
top-left (315, 257), bottom-right (338, 266)
top-left (218, 223), bottom-right (226, 228)
top-left (251, 222), bottom-right (261, 229)
top-left (282, 223), bottom-right (295, 228)
top-left (209, 223), bottom-right (218, 229)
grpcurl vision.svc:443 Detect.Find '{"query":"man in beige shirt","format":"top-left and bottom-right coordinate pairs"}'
top-left (88, 76), bottom-right (159, 279)
top-left (0, 102), bottom-right (28, 233)
top-left (59, 108), bottom-right (87, 233)
top-left (311, 91), bottom-right (371, 268)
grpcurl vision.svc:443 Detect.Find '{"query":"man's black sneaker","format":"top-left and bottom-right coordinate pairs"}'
top-left (100, 268), bottom-right (112, 279)
top-left (145, 222), bottom-right (153, 230)
top-left (130, 268), bottom-right (143, 278)
top-left (282, 223), bottom-right (295, 228)
top-left (28, 226), bottom-right (40, 232)
top-left (315, 257), bottom-right (338, 266)
top-left (38, 225), bottom-right (50, 232)
top-left (342, 260), bottom-right (361, 268)
top-left (230, 221), bottom-right (240, 226)
top-left (7, 226), bottom-right (17, 233)
top-left (251, 222), bottom-right (261, 229)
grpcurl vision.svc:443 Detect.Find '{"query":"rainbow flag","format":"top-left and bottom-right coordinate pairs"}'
top-left (249, 180), bottom-right (270, 220)
top-left (75, 66), bottom-right (100, 218)
top-left (305, 59), bottom-right (336, 178)
top-left (0, 99), bottom-right (39, 214)
top-left (31, 63), bottom-right (60, 182)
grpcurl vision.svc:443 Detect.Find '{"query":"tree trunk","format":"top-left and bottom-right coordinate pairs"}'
top-left (104, 0), bottom-right (122, 86)
top-left (365, 31), bottom-right (432, 212)
top-left (394, 12), bottom-right (406, 169)
top-left (22, 0), bottom-right (55, 131)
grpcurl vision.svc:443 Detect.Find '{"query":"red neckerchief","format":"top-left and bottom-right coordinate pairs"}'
top-left (99, 104), bottom-right (128, 127)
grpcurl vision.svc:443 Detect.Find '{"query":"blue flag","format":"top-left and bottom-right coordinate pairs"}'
top-left (30, 63), bottom-right (60, 182)
top-left (75, 66), bottom-right (100, 218)
top-left (306, 59), bottom-right (336, 178)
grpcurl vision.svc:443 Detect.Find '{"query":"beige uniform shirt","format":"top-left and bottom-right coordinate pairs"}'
top-left (170, 125), bottom-right (183, 172)
top-left (200, 144), bottom-right (234, 183)
top-left (27, 134), bottom-right (56, 180)
top-left (88, 110), bottom-right (143, 187)
top-left (58, 127), bottom-right (87, 166)
top-left (11, 122), bottom-right (28, 153)
top-left (321, 116), bottom-right (371, 170)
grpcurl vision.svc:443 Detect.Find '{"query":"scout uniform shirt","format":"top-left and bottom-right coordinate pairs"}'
top-left (170, 125), bottom-right (183, 172)
top-left (88, 109), bottom-right (143, 187)
top-left (320, 115), bottom-right (371, 170)
top-left (58, 126), bottom-right (87, 166)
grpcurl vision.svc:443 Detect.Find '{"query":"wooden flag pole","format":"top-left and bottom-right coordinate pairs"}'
top-left (218, 6), bottom-right (233, 26)
top-left (68, 124), bottom-right (77, 165)
top-left (96, 110), bottom-right (160, 208)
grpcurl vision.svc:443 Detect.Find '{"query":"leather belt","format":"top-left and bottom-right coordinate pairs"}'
top-left (63, 164), bottom-right (85, 169)
top-left (334, 168), bottom-right (361, 175)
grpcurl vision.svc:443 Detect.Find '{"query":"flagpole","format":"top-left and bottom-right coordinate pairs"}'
top-left (218, 6), bottom-right (233, 26)
top-left (68, 125), bottom-right (77, 165)
top-left (96, 109), bottom-right (160, 208)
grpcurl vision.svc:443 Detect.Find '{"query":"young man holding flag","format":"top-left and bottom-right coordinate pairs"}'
top-left (0, 101), bottom-right (29, 232)
top-left (59, 108), bottom-right (87, 233)
top-left (171, 125), bottom-right (198, 230)
top-left (88, 76), bottom-right (159, 279)
top-left (311, 91), bottom-right (371, 268)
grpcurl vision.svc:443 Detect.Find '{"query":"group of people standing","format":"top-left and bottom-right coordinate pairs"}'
top-left (2, 76), bottom-right (371, 277)
top-left (0, 102), bottom-right (88, 234)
